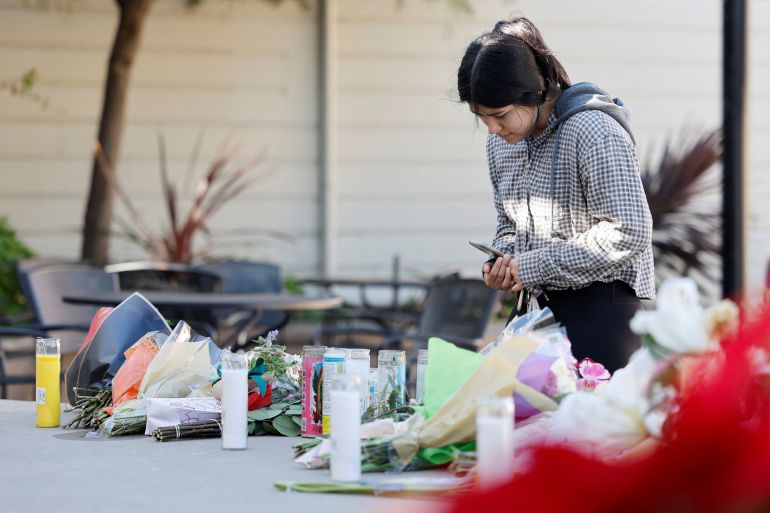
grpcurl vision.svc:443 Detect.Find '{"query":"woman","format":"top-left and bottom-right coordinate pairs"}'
top-left (458, 17), bottom-right (655, 371)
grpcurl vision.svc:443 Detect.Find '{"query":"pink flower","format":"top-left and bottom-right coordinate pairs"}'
top-left (576, 358), bottom-right (611, 391)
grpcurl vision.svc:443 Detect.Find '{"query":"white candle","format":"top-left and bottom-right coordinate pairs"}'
top-left (221, 353), bottom-right (248, 450)
top-left (330, 374), bottom-right (361, 482)
top-left (476, 397), bottom-right (515, 489)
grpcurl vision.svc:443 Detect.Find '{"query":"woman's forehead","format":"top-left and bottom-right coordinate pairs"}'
top-left (471, 103), bottom-right (516, 116)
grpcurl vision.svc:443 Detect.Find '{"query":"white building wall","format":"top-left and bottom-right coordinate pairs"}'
top-left (0, 0), bottom-right (320, 271)
top-left (747, 0), bottom-right (770, 298)
top-left (0, 0), bottom-right (767, 298)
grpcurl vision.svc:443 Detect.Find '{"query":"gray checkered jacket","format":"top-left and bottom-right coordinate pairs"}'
top-left (488, 83), bottom-right (656, 299)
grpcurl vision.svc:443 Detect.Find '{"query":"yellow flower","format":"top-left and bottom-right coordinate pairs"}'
top-left (704, 299), bottom-right (740, 341)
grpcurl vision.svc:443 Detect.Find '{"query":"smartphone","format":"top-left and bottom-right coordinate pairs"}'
top-left (468, 240), bottom-right (505, 258)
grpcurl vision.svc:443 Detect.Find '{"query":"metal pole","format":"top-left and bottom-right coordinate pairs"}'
top-left (722, 0), bottom-right (747, 299)
top-left (317, 0), bottom-right (338, 275)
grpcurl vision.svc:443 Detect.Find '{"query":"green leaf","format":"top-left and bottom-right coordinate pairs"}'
top-left (291, 415), bottom-right (302, 427)
top-left (249, 408), bottom-right (282, 421)
top-left (287, 405), bottom-right (302, 415)
top-left (273, 415), bottom-right (301, 437)
top-left (641, 334), bottom-right (673, 360)
top-left (271, 402), bottom-right (290, 411)
top-left (263, 421), bottom-right (280, 435)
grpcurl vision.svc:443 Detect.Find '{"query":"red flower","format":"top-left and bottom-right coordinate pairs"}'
top-left (247, 383), bottom-right (272, 411)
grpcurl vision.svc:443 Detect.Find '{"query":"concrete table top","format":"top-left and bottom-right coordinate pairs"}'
top-left (0, 400), bottom-right (446, 513)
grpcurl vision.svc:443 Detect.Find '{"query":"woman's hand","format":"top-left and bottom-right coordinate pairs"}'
top-left (482, 254), bottom-right (524, 292)
top-left (509, 255), bottom-right (524, 293)
top-left (482, 254), bottom-right (515, 290)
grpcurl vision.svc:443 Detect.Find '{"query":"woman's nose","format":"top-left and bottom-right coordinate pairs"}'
top-left (487, 121), bottom-right (502, 134)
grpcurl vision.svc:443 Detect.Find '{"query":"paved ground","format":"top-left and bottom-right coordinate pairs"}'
top-left (0, 400), bottom-right (448, 513)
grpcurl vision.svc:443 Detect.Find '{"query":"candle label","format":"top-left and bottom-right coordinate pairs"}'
top-left (416, 363), bottom-right (427, 403)
top-left (376, 361), bottom-right (407, 415)
top-left (36, 387), bottom-right (46, 405)
top-left (321, 354), bottom-right (346, 435)
top-left (301, 355), bottom-right (325, 437)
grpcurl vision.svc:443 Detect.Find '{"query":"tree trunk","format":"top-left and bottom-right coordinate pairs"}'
top-left (80, 0), bottom-right (154, 265)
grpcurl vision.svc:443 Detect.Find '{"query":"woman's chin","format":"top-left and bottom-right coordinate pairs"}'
top-left (500, 133), bottom-right (523, 144)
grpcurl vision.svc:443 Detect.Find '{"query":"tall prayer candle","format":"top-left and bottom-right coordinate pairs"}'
top-left (322, 348), bottom-right (347, 435)
top-left (221, 352), bottom-right (248, 450)
top-left (330, 374), bottom-right (361, 482)
top-left (476, 397), bottom-right (515, 489)
top-left (301, 345), bottom-right (326, 437)
top-left (35, 337), bottom-right (60, 428)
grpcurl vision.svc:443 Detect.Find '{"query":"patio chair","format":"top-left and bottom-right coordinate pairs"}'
top-left (0, 325), bottom-right (49, 399)
top-left (311, 277), bottom-right (498, 390)
top-left (105, 261), bottom-right (222, 337)
top-left (195, 260), bottom-right (290, 350)
top-left (24, 264), bottom-right (121, 355)
top-left (105, 261), bottom-right (222, 292)
top-left (1, 258), bottom-right (89, 326)
top-left (312, 276), bottom-right (498, 351)
top-left (1, 264), bottom-right (119, 398)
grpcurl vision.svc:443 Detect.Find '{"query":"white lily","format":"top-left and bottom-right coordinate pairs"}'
top-left (630, 278), bottom-right (716, 355)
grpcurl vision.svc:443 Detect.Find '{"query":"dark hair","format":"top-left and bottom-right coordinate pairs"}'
top-left (457, 16), bottom-right (571, 110)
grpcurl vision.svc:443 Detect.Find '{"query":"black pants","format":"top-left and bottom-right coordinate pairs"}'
top-left (508, 281), bottom-right (642, 373)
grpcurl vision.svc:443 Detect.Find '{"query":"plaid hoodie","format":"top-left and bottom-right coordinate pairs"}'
top-left (488, 83), bottom-right (656, 300)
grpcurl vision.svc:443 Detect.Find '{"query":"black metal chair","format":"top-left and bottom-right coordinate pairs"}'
top-left (0, 326), bottom-right (49, 399)
top-left (24, 264), bottom-right (121, 355)
top-left (312, 277), bottom-right (498, 350)
top-left (195, 260), bottom-right (290, 349)
top-left (312, 277), bottom-right (498, 390)
top-left (1, 258), bottom-right (89, 326)
top-left (105, 261), bottom-right (222, 292)
top-left (1, 263), bottom-right (118, 398)
top-left (105, 261), bottom-right (222, 337)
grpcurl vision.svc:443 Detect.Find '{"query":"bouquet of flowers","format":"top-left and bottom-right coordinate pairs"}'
top-left (444, 289), bottom-right (770, 513)
top-left (540, 278), bottom-right (740, 459)
top-left (209, 330), bottom-right (303, 436)
top-left (212, 330), bottom-right (301, 411)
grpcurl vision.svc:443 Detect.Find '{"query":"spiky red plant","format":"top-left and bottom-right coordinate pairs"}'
top-left (97, 134), bottom-right (275, 263)
top-left (640, 130), bottom-right (722, 296)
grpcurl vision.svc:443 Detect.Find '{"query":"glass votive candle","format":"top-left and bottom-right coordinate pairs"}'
top-left (220, 352), bottom-right (248, 450)
top-left (476, 396), bottom-right (515, 489)
top-left (35, 337), bottom-right (61, 428)
top-left (330, 373), bottom-right (361, 482)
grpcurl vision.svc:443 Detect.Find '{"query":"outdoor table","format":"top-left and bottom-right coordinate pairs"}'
top-left (0, 400), bottom-right (447, 513)
top-left (63, 291), bottom-right (343, 312)
top-left (299, 277), bottom-right (430, 330)
top-left (300, 277), bottom-right (429, 302)
top-left (62, 291), bottom-right (344, 343)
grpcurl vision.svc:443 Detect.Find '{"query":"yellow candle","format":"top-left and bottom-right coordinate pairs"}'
top-left (36, 345), bottom-right (61, 428)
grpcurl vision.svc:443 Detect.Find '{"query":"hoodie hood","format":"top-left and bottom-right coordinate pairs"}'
top-left (553, 82), bottom-right (634, 143)
top-left (539, 82), bottom-right (635, 238)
